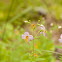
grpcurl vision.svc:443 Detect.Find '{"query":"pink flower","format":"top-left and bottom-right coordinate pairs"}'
top-left (59, 34), bottom-right (62, 43)
top-left (21, 32), bottom-right (33, 42)
top-left (40, 25), bottom-right (46, 36)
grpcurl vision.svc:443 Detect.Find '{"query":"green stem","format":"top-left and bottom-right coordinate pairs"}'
top-left (33, 30), bottom-right (40, 56)
top-left (34, 30), bottom-right (40, 38)
top-left (33, 29), bottom-right (34, 57)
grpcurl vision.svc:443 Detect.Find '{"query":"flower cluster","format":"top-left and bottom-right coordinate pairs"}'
top-left (21, 24), bottom-right (46, 42)
top-left (21, 22), bottom-right (47, 42)
top-left (21, 20), bottom-right (62, 59)
top-left (21, 21), bottom-right (47, 57)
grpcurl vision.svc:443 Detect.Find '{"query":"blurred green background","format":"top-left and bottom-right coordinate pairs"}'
top-left (0, 0), bottom-right (62, 62)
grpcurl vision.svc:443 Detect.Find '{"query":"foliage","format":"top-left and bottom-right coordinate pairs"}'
top-left (0, 22), bottom-right (56, 62)
top-left (0, 0), bottom-right (62, 62)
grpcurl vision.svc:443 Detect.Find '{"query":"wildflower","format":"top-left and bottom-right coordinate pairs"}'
top-left (34, 53), bottom-right (38, 57)
top-left (50, 23), bottom-right (53, 26)
top-left (24, 21), bottom-right (28, 23)
top-left (32, 24), bottom-right (36, 29)
top-left (40, 24), bottom-right (46, 36)
top-left (21, 32), bottom-right (33, 42)
top-left (58, 26), bottom-right (62, 29)
top-left (59, 34), bottom-right (62, 43)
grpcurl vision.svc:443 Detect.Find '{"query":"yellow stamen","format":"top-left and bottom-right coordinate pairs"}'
top-left (45, 30), bottom-right (47, 33)
top-left (25, 36), bottom-right (29, 42)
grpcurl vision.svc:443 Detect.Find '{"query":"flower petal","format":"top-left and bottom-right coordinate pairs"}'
top-left (24, 32), bottom-right (29, 36)
top-left (59, 39), bottom-right (62, 43)
top-left (21, 34), bottom-right (26, 39)
top-left (60, 34), bottom-right (62, 39)
top-left (40, 27), bottom-right (45, 33)
top-left (40, 25), bottom-right (45, 30)
top-left (40, 32), bottom-right (43, 34)
top-left (43, 32), bottom-right (45, 36)
top-left (29, 35), bottom-right (33, 40)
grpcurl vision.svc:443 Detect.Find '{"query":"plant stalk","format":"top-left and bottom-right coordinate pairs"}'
top-left (33, 29), bottom-right (34, 57)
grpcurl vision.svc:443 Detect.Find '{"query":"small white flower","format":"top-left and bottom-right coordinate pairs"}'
top-left (58, 26), bottom-right (62, 29)
top-left (41, 24), bottom-right (44, 27)
top-left (24, 21), bottom-right (28, 23)
top-left (50, 23), bottom-right (53, 26)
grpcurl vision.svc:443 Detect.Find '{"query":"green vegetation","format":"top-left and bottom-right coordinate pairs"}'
top-left (0, 0), bottom-right (62, 62)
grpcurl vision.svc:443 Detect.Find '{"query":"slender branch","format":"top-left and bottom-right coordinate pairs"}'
top-left (33, 29), bottom-right (34, 56)
top-left (34, 31), bottom-right (40, 38)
